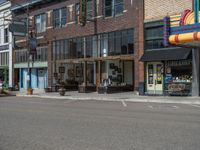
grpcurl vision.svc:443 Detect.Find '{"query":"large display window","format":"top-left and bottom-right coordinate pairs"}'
top-left (164, 60), bottom-right (192, 96)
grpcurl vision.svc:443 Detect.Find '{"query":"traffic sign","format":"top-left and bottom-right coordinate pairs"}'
top-left (9, 20), bottom-right (27, 37)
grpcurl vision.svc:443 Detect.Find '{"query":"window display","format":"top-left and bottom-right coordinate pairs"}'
top-left (165, 60), bottom-right (192, 96)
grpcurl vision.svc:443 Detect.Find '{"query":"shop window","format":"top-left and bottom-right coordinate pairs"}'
top-left (115, 31), bottom-right (121, 55)
top-left (53, 7), bottom-right (67, 28)
top-left (86, 36), bottom-right (93, 58)
top-left (76, 38), bottom-right (84, 58)
top-left (148, 64), bottom-right (153, 84)
top-left (63, 39), bottom-right (69, 59)
top-left (156, 64), bottom-right (162, 84)
top-left (69, 39), bottom-right (77, 59)
top-left (108, 32), bottom-right (115, 56)
top-left (127, 29), bottom-right (134, 54)
top-left (100, 34), bottom-right (108, 57)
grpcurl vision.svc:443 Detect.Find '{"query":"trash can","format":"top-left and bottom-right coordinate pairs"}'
top-left (139, 82), bottom-right (145, 95)
top-left (0, 83), bottom-right (2, 94)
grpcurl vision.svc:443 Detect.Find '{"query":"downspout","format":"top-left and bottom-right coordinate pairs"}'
top-left (194, 0), bottom-right (199, 23)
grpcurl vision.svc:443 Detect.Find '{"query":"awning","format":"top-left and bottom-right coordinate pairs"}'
top-left (140, 48), bottom-right (191, 62)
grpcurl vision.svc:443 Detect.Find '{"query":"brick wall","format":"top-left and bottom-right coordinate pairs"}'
top-left (11, 0), bottom-right (143, 90)
top-left (145, 0), bottom-right (192, 22)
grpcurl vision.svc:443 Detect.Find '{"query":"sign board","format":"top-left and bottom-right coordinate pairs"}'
top-left (9, 21), bottom-right (27, 37)
top-left (29, 38), bottom-right (37, 54)
top-left (0, 45), bottom-right (9, 51)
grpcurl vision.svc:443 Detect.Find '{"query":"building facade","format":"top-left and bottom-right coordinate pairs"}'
top-left (164, 0), bottom-right (200, 96)
top-left (140, 0), bottom-right (193, 96)
top-left (0, 0), bottom-right (13, 89)
top-left (10, 0), bottom-right (144, 93)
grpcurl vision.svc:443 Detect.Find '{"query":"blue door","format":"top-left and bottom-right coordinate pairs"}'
top-left (21, 68), bottom-right (28, 89)
top-left (38, 68), bottom-right (48, 89)
top-left (31, 68), bottom-right (38, 89)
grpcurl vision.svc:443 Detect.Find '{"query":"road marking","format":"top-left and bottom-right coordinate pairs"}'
top-left (148, 105), bottom-right (179, 109)
top-left (121, 100), bottom-right (127, 107)
top-left (63, 100), bottom-right (76, 104)
top-left (148, 105), bottom-right (153, 109)
top-left (190, 104), bottom-right (200, 108)
top-left (172, 106), bottom-right (179, 109)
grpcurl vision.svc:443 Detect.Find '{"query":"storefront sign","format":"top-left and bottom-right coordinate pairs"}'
top-left (168, 83), bottom-right (185, 91)
top-left (0, 45), bottom-right (9, 51)
top-left (165, 74), bottom-right (173, 83)
top-left (166, 60), bottom-right (191, 67)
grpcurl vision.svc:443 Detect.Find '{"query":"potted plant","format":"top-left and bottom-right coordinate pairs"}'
top-left (27, 87), bottom-right (33, 95)
top-left (58, 82), bottom-right (66, 96)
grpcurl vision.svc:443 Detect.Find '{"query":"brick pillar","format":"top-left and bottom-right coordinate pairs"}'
top-left (47, 41), bottom-right (52, 87)
top-left (134, 0), bottom-right (144, 93)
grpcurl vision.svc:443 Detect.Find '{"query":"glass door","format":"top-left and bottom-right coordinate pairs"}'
top-left (146, 62), bottom-right (163, 95)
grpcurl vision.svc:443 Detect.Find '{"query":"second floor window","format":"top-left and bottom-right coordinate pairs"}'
top-left (75, 3), bottom-right (80, 23)
top-left (4, 28), bottom-right (9, 43)
top-left (53, 7), bottom-right (67, 28)
top-left (87, 0), bottom-right (93, 19)
top-left (104, 0), bottom-right (124, 17)
top-left (35, 14), bottom-right (46, 33)
top-left (145, 26), bottom-right (164, 50)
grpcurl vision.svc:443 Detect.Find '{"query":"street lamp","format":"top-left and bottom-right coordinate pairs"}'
top-left (9, 0), bottom-right (34, 94)
top-left (26, 1), bottom-right (33, 95)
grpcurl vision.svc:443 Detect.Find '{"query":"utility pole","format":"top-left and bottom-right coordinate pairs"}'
top-left (26, 0), bottom-right (33, 94)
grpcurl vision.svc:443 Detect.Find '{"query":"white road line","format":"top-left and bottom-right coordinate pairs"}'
top-left (172, 106), bottom-right (179, 109)
top-left (121, 100), bottom-right (127, 107)
top-left (148, 105), bottom-right (153, 109)
top-left (63, 100), bottom-right (76, 104)
top-left (190, 104), bottom-right (200, 108)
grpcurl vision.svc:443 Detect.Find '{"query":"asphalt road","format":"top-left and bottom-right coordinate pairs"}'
top-left (0, 96), bottom-right (200, 150)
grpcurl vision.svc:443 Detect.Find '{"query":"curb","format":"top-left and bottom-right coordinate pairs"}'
top-left (16, 94), bottom-right (200, 105)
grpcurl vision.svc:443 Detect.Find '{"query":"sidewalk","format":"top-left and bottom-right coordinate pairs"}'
top-left (15, 90), bottom-right (200, 105)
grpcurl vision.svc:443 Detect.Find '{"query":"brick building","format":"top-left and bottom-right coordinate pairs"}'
top-left (10, 0), bottom-right (144, 93)
top-left (140, 0), bottom-right (194, 96)
top-left (0, 0), bottom-right (13, 89)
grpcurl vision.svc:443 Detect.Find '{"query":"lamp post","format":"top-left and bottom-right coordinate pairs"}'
top-left (26, 1), bottom-right (33, 95)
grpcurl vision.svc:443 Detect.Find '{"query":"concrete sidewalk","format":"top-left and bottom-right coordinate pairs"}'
top-left (15, 90), bottom-right (200, 105)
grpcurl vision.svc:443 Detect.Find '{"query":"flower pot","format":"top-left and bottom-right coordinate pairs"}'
top-left (27, 88), bottom-right (33, 95)
top-left (58, 88), bottom-right (65, 96)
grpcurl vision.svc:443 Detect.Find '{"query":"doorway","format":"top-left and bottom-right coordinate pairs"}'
top-left (146, 62), bottom-right (163, 95)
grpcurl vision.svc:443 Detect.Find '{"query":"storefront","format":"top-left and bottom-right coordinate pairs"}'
top-left (14, 47), bottom-right (48, 90)
top-left (98, 60), bottom-right (134, 93)
top-left (141, 48), bottom-right (192, 96)
top-left (52, 59), bottom-right (134, 93)
top-left (19, 68), bottom-right (48, 89)
top-left (164, 60), bottom-right (192, 96)
top-left (0, 51), bottom-right (9, 89)
top-left (0, 67), bottom-right (8, 88)
top-left (51, 28), bottom-right (135, 93)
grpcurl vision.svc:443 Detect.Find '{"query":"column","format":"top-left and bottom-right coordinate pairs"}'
top-left (192, 48), bottom-right (200, 96)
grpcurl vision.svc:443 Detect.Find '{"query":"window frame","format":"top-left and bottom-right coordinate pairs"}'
top-left (35, 13), bottom-right (46, 33)
top-left (144, 24), bottom-right (164, 50)
top-left (75, 3), bottom-right (80, 24)
top-left (87, 0), bottom-right (93, 19)
top-left (4, 28), bottom-right (9, 43)
top-left (53, 7), bottom-right (67, 28)
top-left (104, 0), bottom-right (124, 18)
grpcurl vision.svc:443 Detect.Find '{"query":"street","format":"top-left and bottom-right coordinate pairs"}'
top-left (0, 97), bottom-right (200, 150)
